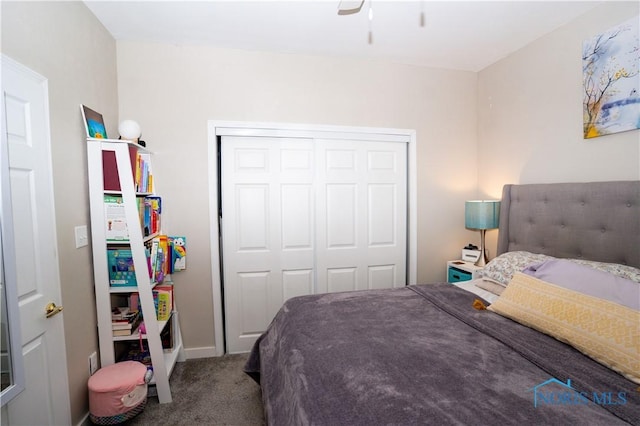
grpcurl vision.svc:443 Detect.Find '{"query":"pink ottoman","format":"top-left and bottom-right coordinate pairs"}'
top-left (88, 361), bottom-right (149, 425)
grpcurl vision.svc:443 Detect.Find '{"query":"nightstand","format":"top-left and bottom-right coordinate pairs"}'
top-left (447, 260), bottom-right (483, 283)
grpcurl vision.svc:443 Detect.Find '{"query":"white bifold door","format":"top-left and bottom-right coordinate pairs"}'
top-left (221, 136), bottom-right (407, 353)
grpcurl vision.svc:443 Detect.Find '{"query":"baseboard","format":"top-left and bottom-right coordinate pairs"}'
top-left (184, 345), bottom-right (222, 359)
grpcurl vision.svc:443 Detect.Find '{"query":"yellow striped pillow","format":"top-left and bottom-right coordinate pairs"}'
top-left (488, 272), bottom-right (640, 384)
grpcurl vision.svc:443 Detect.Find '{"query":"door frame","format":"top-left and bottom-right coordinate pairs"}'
top-left (207, 120), bottom-right (417, 355)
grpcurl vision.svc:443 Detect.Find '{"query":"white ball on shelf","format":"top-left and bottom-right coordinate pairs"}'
top-left (118, 120), bottom-right (141, 141)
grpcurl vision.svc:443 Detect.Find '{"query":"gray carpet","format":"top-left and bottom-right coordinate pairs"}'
top-left (125, 354), bottom-right (264, 425)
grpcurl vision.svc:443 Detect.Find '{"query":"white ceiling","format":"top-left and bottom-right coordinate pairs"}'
top-left (84, 0), bottom-right (602, 72)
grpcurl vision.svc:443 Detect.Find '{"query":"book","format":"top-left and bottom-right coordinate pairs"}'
top-left (169, 236), bottom-right (187, 272)
top-left (104, 195), bottom-right (129, 241)
top-left (154, 285), bottom-right (173, 321)
top-left (134, 152), bottom-right (153, 193)
top-left (102, 144), bottom-right (138, 191)
top-left (112, 324), bottom-right (135, 331)
top-left (129, 293), bottom-right (140, 312)
top-left (81, 105), bottom-right (107, 139)
top-left (147, 197), bottom-right (162, 235)
top-left (148, 238), bottom-right (159, 283)
top-left (113, 326), bottom-right (141, 337)
top-left (161, 317), bottom-right (174, 352)
top-left (144, 235), bottom-right (170, 284)
top-left (107, 249), bottom-right (137, 286)
top-left (157, 234), bottom-right (169, 276)
top-left (105, 195), bottom-right (148, 240)
top-left (141, 196), bottom-right (161, 237)
top-left (111, 306), bottom-right (135, 321)
top-left (112, 317), bottom-right (138, 328)
top-left (112, 322), bottom-right (138, 331)
top-left (112, 310), bottom-right (142, 335)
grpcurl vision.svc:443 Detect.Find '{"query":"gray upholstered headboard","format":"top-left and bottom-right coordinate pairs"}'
top-left (496, 181), bottom-right (640, 269)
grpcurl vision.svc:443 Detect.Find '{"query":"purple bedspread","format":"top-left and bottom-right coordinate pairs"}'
top-left (245, 283), bottom-right (640, 425)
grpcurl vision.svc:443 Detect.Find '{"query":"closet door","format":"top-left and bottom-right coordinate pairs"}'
top-left (221, 136), bottom-right (407, 353)
top-left (221, 136), bottom-right (315, 353)
top-left (315, 139), bottom-right (407, 293)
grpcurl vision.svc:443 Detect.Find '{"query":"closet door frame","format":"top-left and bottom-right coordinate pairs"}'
top-left (208, 120), bottom-right (417, 355)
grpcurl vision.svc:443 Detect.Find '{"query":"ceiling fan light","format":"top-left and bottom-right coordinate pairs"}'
top-left (337, 0), bottom-right (365, 15)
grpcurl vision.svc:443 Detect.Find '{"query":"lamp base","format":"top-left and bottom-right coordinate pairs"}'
top-left (475, 252), bottom-right (489, 267)
top-left (474, 229), bottom-right (489, 267)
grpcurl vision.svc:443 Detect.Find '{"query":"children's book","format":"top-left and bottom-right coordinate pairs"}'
top-left (107, 249), bottom-right (137, 286)
top-left (104, 195), bottom-right (129, 241)
top-left (169, 236), bottom-right (187, 272)
top-left (147, 197), bottom-right (162, 235)
top-left (154, 285), bottom-right (173, 321)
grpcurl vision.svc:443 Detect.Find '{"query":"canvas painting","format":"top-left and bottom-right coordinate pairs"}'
top-left (81, 105), bottom-right (108, 139)
top-left (582, 16), bottom-right (639, 139)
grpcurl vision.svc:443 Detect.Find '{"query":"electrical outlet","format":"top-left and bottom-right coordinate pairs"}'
top-left (89, 352), bottom-right (98, 375)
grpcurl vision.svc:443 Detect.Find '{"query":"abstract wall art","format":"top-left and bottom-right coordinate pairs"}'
top-left (582, 16), bottom-right (639, 139)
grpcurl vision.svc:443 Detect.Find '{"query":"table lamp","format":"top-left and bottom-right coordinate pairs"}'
top-left (118, 120), bottom-right (141, 143)
top-left (465, 200), bottom-right (500, 266)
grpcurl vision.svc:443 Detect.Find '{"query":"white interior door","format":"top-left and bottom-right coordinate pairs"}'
top-left (221, 135), bottom-right (407, 353)
top-left (1, 56), bottom-right (71, 425)
top-left (315, 139), bottom-right (407, 293)
top-left (221, 136), bottom-right (315, 353)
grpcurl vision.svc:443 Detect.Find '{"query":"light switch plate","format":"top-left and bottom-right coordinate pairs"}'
top-left (74, 225), bottom-right (88, 248)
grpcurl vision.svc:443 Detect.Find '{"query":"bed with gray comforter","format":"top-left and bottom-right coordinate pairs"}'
top-left (245, 181), bottom-right (640, 425)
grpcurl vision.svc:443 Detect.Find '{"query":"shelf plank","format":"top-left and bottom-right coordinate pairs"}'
top-left (106, 232), bottom-right (161, 245)
top-left (109, 286), bottom-right (140, 294)
top-left (103, 190), bottom-right (154, 197)
top-left (87, 137), bottom-right (152, 154)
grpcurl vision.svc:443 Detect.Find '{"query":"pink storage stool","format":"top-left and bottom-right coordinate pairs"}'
top-left (88, 361), bottom-right (150, 425)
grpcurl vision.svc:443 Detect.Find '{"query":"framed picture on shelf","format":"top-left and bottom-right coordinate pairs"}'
top-left (80, 104), bottom-right (108, 139)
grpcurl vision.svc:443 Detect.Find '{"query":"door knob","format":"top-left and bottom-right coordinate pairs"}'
top-left (45, 302), bottom-right (63, 318)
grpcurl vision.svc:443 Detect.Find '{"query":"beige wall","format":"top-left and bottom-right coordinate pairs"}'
top-left (116, 42), bottom-right (479, 352)
top-left (478, 2), bottom-right (640, 199)
top-left (1, 2), bottom-right (118, 424)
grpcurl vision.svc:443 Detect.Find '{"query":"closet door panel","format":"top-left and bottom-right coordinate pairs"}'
top-left (326, 183), bottom-right (357, 248)
top-left (316, 139), bottom-right (407, 294)
top-left (222, 136), bottom-right (315, 353)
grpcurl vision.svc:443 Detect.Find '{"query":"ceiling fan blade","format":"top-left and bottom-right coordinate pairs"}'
top-left (337, 0), bottom-right (365, 15)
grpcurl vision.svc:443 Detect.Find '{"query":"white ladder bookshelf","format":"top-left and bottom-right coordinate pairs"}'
top-left (87, 137), bottom-right (185, 403)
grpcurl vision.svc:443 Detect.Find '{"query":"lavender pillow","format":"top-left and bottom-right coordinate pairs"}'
top-left (522, 259), bottom-right (640, 311)
top-left (569, 258), bottom-right (640, 283)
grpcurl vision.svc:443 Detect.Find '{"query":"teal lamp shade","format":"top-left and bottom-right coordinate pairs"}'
top-left (465, 200), bottom-right (500, 266)
top-left (465, 200), bottom-right (500, 230)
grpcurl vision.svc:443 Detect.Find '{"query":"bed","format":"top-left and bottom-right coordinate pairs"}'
top-left (245, 180), bottom-right (640, 425)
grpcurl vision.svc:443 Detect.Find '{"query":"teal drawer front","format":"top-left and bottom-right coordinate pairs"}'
top-left (448, 267), bottom-right (472, 283)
